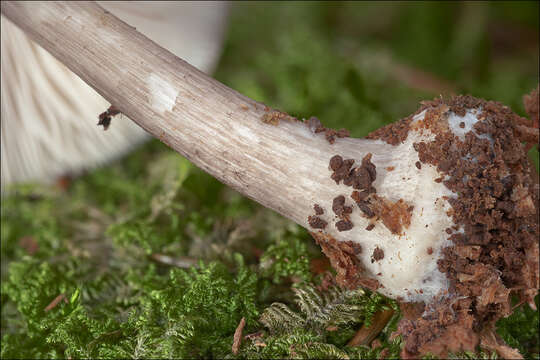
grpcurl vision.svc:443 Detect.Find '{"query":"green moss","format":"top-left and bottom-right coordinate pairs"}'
top-left (260, 232), bottom-right (312, 284)
top-left (1, 2), bottom-right (538, 359)
top-left (496, 294), bottom-right (540, 359)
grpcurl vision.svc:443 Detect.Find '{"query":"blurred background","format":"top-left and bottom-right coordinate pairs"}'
top-left (216, 1), bottom-right (538, 133)
top-left (1, 2), bottom-right (538, 358)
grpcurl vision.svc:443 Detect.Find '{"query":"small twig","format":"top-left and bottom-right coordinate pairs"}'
top-left (347, 308), bottom-right (395, 347)
top-left (44, 293), bottom-right (68, 312)
top-left (232, 317), bottom-right (246, 355)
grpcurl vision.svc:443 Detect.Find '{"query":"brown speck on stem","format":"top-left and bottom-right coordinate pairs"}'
top-left (336, 219), bottom-right (353, 231)
top-left (329, 155), bottom-right (343, 171)
top-left (371, 247), bottom-right (384, 263)
top-left (261, 110), bottom-right (295, 126)
top-left (232, 317), bottom-right (246, 355)
top-left (308, 215), bottom-right (327, 229)
top-left (313, 204), bottom-right (324, 215)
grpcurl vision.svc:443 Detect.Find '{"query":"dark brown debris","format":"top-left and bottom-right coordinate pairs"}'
top-left (97, 105), bottom-right (121, 130)
top-left (329, 153), bottom-right (377, 192)
top-left (304, 116), bottom-right (350, 144)
top-left (329, 155), bottom-right (343, 171)
top-left (332, 195), bottom-right (352, 217)
top-left (366, 113), bottom-right (413, 145)
top-left (310, 231), bottom-right (363, 289)
top-left (330, 158), bottom-right (355, 184)
top-left (357, 200), bottom-right (375, 218)
top-left (313, 204), bottom-right (324, 215)
top-left (371, 247), bottom-right (385, 263)
top-left (308, 215), bottom-right (327, 229)
top-left (336, 219), bottom-right (353, 232)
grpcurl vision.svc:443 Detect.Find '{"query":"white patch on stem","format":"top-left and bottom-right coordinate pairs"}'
top-left (148, 73), bottom-right (179, 114)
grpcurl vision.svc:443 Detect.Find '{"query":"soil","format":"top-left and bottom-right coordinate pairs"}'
top-left (373, 94), bottom-right (540, 358)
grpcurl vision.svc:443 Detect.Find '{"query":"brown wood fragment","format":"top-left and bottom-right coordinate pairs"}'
top-left (232, 317), bottom-right (246, 355)
top-left (44, 293), bottom-right (67, 312)
top-left (347, 309), bottom-right (394, 347)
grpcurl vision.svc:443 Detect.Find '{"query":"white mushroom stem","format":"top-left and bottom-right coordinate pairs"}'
top-left (1, 2), bottom-right (228, 186)
top-left (1, 1), bottom-right (455, 302)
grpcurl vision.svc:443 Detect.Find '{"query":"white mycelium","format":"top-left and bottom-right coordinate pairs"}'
top-left (296, 109), bottom-right (483, 302)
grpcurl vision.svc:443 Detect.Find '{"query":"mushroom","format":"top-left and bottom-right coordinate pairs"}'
top-left (2, 2), bottom-right (538, 358)
top-left (1, 1), bottom-right (229, 186)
